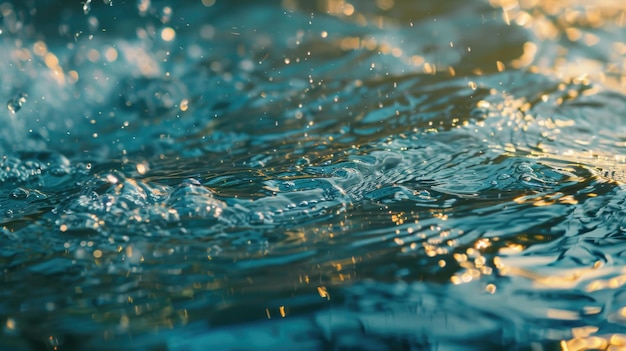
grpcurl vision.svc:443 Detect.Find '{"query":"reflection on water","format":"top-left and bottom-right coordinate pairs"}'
top-left (0, 0), bottom-right (625, 350)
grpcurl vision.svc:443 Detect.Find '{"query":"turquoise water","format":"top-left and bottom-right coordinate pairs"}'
top-left (1, 1), bottom-right (626, 350)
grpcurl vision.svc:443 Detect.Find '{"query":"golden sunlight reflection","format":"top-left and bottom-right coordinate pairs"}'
top-left (5, 318), bottom-right (15, 331)
top-left (281, 0), bottom-right (465, 75)
top-left (475, 66), bottom-right (626, 183)
top-left (136, 162), bottom-right (148, 175)
top-left (160, 27), bottom-right (176, 42)
top-left (317, 286), bottom-right (331, 300)
top-left (449, 245), bottom-right (496, 285)
top-left (498, 265), bottom-right (552, 285)
top-left (561, 333), bottom-right (626, 351)
top-left (27, 40), bottom-right (67, 86)
top-left (495, 256), bottom-right (626, 294)
top-left (489, 0), bottom-right (626, 91)
top-left (585, 272), bottom-right (626, 292)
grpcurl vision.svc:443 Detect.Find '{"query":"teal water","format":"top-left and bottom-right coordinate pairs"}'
top-left (1, 1), bottom-right (626, 350)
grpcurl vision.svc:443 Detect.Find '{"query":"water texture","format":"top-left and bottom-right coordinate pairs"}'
top-left (0, 0), bottom-right (625, 350)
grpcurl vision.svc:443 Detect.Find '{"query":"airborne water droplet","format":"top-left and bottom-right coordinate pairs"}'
top-left (83, 0), bottom-right (92, 14)
top-left (7, 101), bottom-right (20, 113)
top-left (7, 93), bottom-right (27, 113)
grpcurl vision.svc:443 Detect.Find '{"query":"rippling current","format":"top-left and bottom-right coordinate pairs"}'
top-left (1, 0), bottom-right (625, 350)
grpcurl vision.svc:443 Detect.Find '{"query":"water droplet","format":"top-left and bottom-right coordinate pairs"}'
top-left (49, 166), bottom-right (69, 176)
top-left (10, 188), bottom-right (29, 199)
top-left (247, 211), bottom-right (266, 225)
top-left (83, 0), bottom-right (92, 14)
top-left (394, 191), bottom-right (409, 200)
top-left (417, 189), bottom-right (431, 198)
top-left (4, 317), bottom-right (16, 333)
top-left (516, 164), bottom-right (533, 173)
top-left (161, 27), bottom-right (176, 41)
top-left (7, 93), bottom-right (27, 113)
top-left (296, 157), bottom-right (310, 166)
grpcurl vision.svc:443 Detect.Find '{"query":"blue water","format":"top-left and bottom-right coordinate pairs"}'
top-left (1, 0), bottom-right (626, 350)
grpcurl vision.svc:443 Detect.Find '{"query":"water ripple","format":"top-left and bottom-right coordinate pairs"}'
top-left (0, 0), bottom-right (625, 350)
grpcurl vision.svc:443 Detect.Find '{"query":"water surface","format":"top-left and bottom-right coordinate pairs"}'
top-left (1, 0), bottom-right (626, 350)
